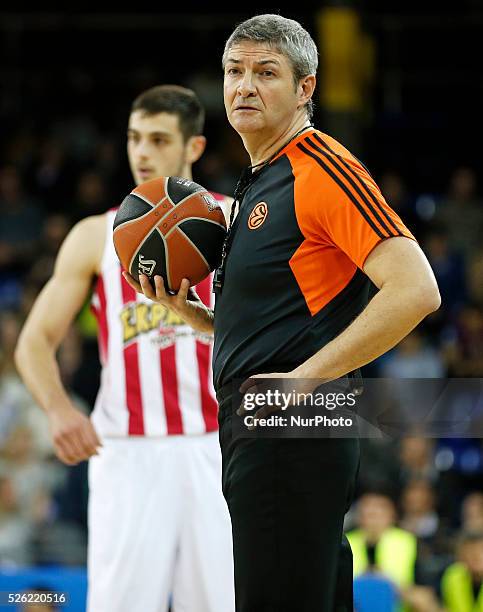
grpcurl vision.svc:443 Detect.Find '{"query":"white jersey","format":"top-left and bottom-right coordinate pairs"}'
top-left (90, 207), bottom-right (219, 437)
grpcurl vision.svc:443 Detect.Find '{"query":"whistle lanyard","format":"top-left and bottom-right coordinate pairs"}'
top-left (213, 124), bottom-right (312, 295)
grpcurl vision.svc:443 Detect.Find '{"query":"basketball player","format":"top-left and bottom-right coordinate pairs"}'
top-left (15, 86), bottom-right (235, 612)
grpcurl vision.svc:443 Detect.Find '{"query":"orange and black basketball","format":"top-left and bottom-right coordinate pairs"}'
top-left (113, 176), bottom-right (226, 292)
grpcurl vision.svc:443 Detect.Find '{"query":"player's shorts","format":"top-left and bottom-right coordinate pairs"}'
top-left (87, 432), bottom-right (235, 612)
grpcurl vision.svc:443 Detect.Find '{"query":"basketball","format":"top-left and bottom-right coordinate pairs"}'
top-left (113, 176), bottom-right (227, 292)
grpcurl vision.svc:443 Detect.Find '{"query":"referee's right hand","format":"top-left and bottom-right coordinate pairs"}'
top-left (48, 404), bottom-right (102, 466)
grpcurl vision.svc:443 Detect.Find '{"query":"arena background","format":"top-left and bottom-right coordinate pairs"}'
top-left (0, 5), bottom-right (482, 611)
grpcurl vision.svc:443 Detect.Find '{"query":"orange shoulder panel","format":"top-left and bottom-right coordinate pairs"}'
top-left (286, 131), bottom-right (415, 316)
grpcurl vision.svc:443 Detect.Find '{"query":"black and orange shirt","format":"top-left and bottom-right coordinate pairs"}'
top-left (212, 129), bottom-right (415, 391)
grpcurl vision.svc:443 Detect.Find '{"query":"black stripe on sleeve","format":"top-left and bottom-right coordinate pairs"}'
top-left (305, 136), bottom-right (399, 238)
top-left (312, 133), bottom-right (403, 236)
top-left (297, 142), bottom-right (386, 239)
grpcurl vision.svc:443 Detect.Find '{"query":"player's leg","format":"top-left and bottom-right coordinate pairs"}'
top-left (171, 433), bottom-right (235, 612)
top-left (87, 438), bottom-right (180, 612)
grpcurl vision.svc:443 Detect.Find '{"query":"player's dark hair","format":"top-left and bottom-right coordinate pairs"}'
top-left (131, 85), bottom-right (205, 142)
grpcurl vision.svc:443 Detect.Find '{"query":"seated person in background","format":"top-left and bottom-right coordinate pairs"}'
top-left (461, 493), bottom-right (483, 533)
top-left (441, 531), bottom-right (483, 612)
top-left (347, 490), bottom-right (417, 591)
top-left (347, 489), bottom-right (441, 611)
top-left (400, 478), bottom-right (453, 567)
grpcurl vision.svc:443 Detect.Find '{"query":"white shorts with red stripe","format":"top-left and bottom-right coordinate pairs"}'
top-left (87, 433), bottom-right (234, 612)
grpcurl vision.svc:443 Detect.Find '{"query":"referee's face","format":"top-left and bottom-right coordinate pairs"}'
top-left (223, 41), bottom-right (304, 139)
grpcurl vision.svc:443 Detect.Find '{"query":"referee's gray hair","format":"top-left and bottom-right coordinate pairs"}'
top-left (222, 14), bottom-right (318, 119)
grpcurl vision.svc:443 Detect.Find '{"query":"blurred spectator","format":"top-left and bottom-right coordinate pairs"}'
top-left (0, 424), bottom-right (86, 566)
top-left (31, 138), bottom-right (74, 212)
top-left (94, 136), bottom-right (123, 184)
top-left (56, 324), bottom-right (100, 409)
top-left (397, 437), bottom-right (473, 538)
top-left (435, 166), bottom-right (483, 258)
top-left (443, 303), bottom-right (483, 377)
top-left (0, 311), bottom-right (53, 456)
top-left (433, 438), bottom-right (483, 529)
top-left (0, 475), bottom-right (33, 566)
top-left (423, 227), bottom-right (468, 316)
top-left (381, 329), bottom-right (445, 379)
top-left (71, 169), bottom-right (110, 223)
top-left (467, 249), bottom-right (483, 307)
top-left (41, 215), bottom-right (71, 257)
top-left (0, 309), bottom-right (77, 556)
top-left (441, 531), bottom-right (483, 611)
top-left (25, 257), bottom-right (57, 299)
top-left (52, 114), bottom-right (99, 164)
top-left (0, 366), bottom-right (25, 446)
top-left (0, 310), bottom-right (22, 377)
top-left (0, 165), bottom-right (45, 274)
top-left (20, 285), bottom-right (44, 320)
top-left (379, 170), bottom-right (424, 236)
top-left (379, 334), bottom-right (446, 436)
top-left (400, 479), bottom-right (440, 542)
top-left (197, 151), bottom-right (240, 196)
top-left (346, 491), bottom-right (417, 593)
top-left (402, 585), bottom-right (443, 612)
top-left (57, 327), bottom-right (83, 389)
top-left (0, 425), bottom-right (62, 522)
top-left (354, 439), bottom-right (401, 502)
top-left (400, 478), bottom-right (453, 584)
top-left (461, 493), bottom-right (483, 533)
top-left (25, 214), bottom-right (72, 292)
top-left (398, 437), bottom-right (439, 488)
top-left (6, 129), bottom-right (37, 174)
top-left (347, 489), bottom-right (443, 609)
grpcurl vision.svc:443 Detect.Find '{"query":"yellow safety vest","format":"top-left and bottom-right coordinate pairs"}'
top-left (442, 562), bottom-right (483, 612)
top-left (346, 527), bottom-right (417, 589)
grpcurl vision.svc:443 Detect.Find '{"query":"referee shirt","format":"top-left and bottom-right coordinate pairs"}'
top-left (213, 128), bottom-right (415, 391)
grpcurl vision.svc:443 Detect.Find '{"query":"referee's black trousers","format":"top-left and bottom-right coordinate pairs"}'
top-left (217, 392), bottom-right (360, 612)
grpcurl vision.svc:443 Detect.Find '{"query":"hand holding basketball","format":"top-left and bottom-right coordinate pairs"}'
top-left (123, 272), bottom-right (198, 309)
top-left (122, 271), bottom-right (214, 334)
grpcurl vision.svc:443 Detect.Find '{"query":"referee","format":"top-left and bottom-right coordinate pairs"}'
top-left (127, 14), bottom-right (441, 612)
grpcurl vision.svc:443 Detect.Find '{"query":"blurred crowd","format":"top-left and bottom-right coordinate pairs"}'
top-left (0, 116), bottom-right (482, 609)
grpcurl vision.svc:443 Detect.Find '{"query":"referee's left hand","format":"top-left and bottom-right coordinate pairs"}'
top-left (236, 373), bottom-right (318, 420)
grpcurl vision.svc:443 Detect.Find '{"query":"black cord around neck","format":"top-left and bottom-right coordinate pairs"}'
top-left (213, 123), bottom-right (313, 294)
top-left (231, 123), bottom-right (313, 216)
top-left (248, 123), bottom-right (313, 172)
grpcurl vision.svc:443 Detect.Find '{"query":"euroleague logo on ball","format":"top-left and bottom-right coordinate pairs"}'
top-left (248, 202), bottom-right (268, 230)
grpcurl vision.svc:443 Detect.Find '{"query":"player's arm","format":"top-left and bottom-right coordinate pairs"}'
top-left (15, 215), bottom-right (105, 465)
top-left (293, 237), bottom-right (441, 380)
